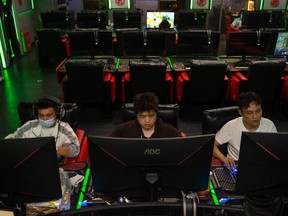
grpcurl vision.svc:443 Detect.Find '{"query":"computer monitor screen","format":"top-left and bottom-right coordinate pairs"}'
top-left (88, 135), bottom-right (214, 201)
top-left (177, 11), bottom-right (207, 30)
top-left (77, 10), bottom-right (107, 29)
top-left (236, 132), bottom-right (288, 196)
top-left (242, 11), bottom-right (283, 29)
top-left (226, 31), bottom-right (271, 57)
top-left (41, 11), bottom-right (74, 30)
top-left (146, 11), bottom-right (175, 29)
top-left (273, 32), bottom-right (288, 56)
top-left (176, 30), bottom-right (220, 57)
top-left (113, 11), bottom-right (141, 29)
top-left (68, 30), bottom-right (113, 57)
top-left (0, 137), bottom-right (62, 206)
top-left (119, 30), bottom-right (175, 57)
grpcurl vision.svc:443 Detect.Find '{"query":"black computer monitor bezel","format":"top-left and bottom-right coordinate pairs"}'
top-left (226, 31), bottom-right (272, 57)
top-left (68, 30), bottom-right (114, 57)
top-left (0, 137), bottom-right (62, 206)
top-left (113, 10), bottom-right (141, 29)
top-left (242, 10), bottom-right (284, 30)
top-left (176, 30), bottom-right (220, 57)
top-left (77, 10), bottom-right (108, 29)
top-left (40, 11), bottom-right (74, 30)
top-left (236, 132), bottom-right (288, 196)
top-left (88, 135), bottom-right (214, 201)
top-left (177, 11), bottom-right (207, 30)
top-left (118, 30), bottom-right (175, 57)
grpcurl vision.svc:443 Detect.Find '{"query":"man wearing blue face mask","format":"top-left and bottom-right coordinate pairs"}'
top-left (5, 97), bottom-right (80, 160)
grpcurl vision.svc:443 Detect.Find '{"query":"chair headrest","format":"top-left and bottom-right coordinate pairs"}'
top-left (129, 61), bottom-right (166, 67)
top-left (201, 106), bottom-right (239, 134)
top-left (17, 102), bottom-right (78, 129)
top-left (121, 103), bottom-right (179, 128)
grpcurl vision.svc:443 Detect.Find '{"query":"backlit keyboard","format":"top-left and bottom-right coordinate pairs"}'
top-left (212, 167), bottom-right (237, 192)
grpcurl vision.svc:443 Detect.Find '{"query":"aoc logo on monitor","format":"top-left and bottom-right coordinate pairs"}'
top-left (144, 149), bottom-right (160, 155)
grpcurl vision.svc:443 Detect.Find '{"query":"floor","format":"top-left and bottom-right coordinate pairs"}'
top-left (1, 37), bottom-right (288, 139)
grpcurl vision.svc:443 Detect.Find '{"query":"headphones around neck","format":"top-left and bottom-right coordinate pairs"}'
top-left (33, 96), bottom-right (65, 120)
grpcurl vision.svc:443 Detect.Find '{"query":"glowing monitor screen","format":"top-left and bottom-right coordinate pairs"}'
top-left (146, 11), bottom-right (175, 29)
top-left (274, 32), bottom-right (288, 56)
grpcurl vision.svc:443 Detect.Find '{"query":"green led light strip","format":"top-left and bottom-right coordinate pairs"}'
top-left (260, 0), bottom-right (264, 10)
top-left (18, 9), bottom-right (33, 16)
top-left (31, 0), bottom-right (34, 10)
top-left (21, 32), bottom-right (27, 53)
top-left (76, 168), bottom-right (91, 209)
top-left (11, 4), bottom-right (20, 43)
top-left (115, 58), bottom-right (120, 70)
top-left (209, 181), bottom-right (219, 205)
top-left (0, 19), bottom-right (7, 68)
top-left (166, 57), bottom-right (173, 70)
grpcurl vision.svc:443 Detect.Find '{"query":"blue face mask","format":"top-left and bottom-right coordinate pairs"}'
top-left (39, 117), bottom-right (56, 128)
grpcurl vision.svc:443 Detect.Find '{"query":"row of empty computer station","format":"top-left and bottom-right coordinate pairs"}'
top-left (35, 10), bottom-right (288, 118)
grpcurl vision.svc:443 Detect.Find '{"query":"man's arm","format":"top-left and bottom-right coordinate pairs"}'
top-left (213, 139), bottom-right (236, 170)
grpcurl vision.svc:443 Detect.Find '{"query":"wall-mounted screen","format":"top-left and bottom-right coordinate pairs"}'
top-left (190, 0), bottom-right (211, 10)
top-left (262, 0), bottom-right (287, 10)
top-left (146, 11), bottom-right (175, 29)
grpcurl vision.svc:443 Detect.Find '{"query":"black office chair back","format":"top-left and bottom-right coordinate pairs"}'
top-left (189, 60), bottom-right (228, 103)
top-left (201, 106), bottom-right (239, 135)
top-left (246, 60), bottom-right (286, 102)
top-left (129, 61), bottom-right (168, 103)
top-left (121, 103), bottom-right (179, 129)
top-left (65, 59), bottom-right (106, 105)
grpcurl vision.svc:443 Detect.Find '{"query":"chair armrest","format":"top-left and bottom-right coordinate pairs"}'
top-left (61, 37), bottom-right (70, 57)
top-left (234, 71), bottom-right (248, 81)
top-left (121, 73), bottom-right (130, 103)
top-left (228, 75), bottom-right (240, 102)
top-left (283, 75), bottom-right (288, 101)
top-left (176, 72), bottom-right (190, 102)
top-left (55, 58), bottom-right (67, 84)
top-left (165, 72), bottom-right (174, 103)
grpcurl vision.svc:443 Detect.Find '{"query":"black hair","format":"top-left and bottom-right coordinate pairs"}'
top-left (237, 91), bottom-right (262, 110)
top-left (34, 97), bottom-right (58, 112)
top-left (133, 92), bottom-right (159, 114)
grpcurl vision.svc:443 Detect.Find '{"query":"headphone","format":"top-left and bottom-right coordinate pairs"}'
top-left (33, 96), bottom-right (65, 120)
top-left (207, 29), bottom-right (212, 45)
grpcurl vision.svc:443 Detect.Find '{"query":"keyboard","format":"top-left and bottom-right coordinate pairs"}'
top-left (212, 167), bottom-right (237, 192)
top-left (173, 62), bottom-right (185, 69)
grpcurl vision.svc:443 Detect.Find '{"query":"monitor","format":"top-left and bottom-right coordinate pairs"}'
top-left (236, 132), bottom-right (288, 196)
top-left (262, 0), bottom-right (288, 10)
top-left (40, 11), bottom-right (74, 30)
top-left (273, 31), bottom-right (288, 57)
top-left (146, 11), bottom-right (175, 29)
top-left (113, 10), bottom-right (141, 29)
top-left (0, 137), bottom-right (62, 206)
top-left (119, 30), bottom-right (175, 57)
top-left (77, 10), bottom-right (107, 29)
top-left (88, 135), bottom-right (214, 201)
top-left (68, 30), bottom-right (113, 57)
top-left (242, 10), bottom-right (284, 29)
top-left (226, 31), bottom-right (271, 57)
top-left (177, 11), bottom-right (207, 30)
top-left (176, 30), bottom-right (220, 57)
